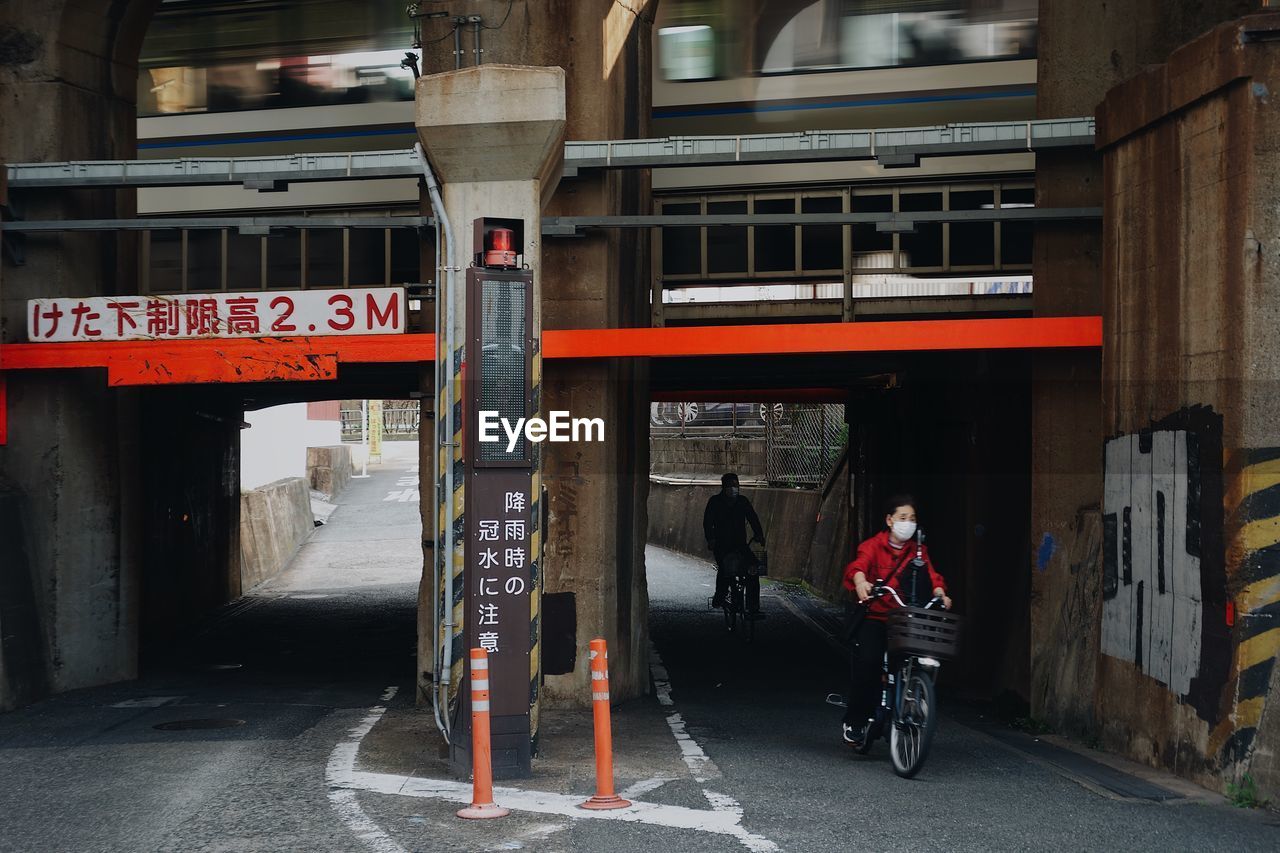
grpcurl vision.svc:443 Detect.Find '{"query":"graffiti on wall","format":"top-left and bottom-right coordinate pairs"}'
top-left (1102, 429), bottom-right (1203, 694)
top-left (1101, 407), bottom-right (1231, 728)
top-left (1101, 405), bottom-right (1280, 775)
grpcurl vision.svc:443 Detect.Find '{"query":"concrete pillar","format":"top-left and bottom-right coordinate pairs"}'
top-left (1032, 0), bottom-right (1280, 797)
top-left (416, 65), bottom-right (566, 766)
top-left (411, 1), bottom-right (655, 717)
top-left (1095, 12), bottom-right (1280, 802)
top-left (0, 0), bottom-right (158, 709)
top-left (1028, 0), bottom-right (1252, 732)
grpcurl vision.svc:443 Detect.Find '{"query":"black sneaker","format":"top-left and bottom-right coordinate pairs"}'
top-left (842, 723), bottom-right (863, 747)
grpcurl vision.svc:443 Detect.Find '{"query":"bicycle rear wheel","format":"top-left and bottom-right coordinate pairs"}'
top-left (723, 590), bottom-right (737, 632)
top-left (889, 670), bottom-right (937, 778)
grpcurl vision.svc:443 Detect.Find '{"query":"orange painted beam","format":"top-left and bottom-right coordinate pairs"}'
top-left (0, 334), bottom-right (437, 386)
top-left (542, 317), bottom-right (1102, 359)
top-left (0, 318), bottom-right (1101, 389)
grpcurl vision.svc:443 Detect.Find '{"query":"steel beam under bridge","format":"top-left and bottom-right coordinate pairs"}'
top-left (0, 317), bottom-right (1101, 386)
top-left (4, 118), bottom-right (1095, 189)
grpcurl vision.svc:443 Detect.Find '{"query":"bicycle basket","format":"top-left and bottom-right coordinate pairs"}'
top-left (747, 542), bottom-right (768, 576)
top-left (886, 607), bottom-right (963, 660)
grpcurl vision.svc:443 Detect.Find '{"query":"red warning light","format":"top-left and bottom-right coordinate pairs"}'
top-left (484, 227), bottom-right (518, 269)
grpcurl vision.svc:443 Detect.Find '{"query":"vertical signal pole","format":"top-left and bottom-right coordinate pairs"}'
top-left (580, 638), bottom-right (630, 810)
top-left (457, 648), bottom-right (509, 819)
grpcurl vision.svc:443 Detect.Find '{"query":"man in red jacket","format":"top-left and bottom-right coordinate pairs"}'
top-left (840, 494), bottom-right (951, 747)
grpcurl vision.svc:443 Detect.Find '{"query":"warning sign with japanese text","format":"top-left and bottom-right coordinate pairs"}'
top-left (26, 287), bottom-right (405, 342)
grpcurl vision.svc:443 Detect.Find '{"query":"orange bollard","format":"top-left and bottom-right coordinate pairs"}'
top-left (457, 648), bottom-right (510, 819)
top-left (579, 638), bottom-right (631, 810)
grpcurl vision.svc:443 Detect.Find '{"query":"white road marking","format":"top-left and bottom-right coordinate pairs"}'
top-left (382, 489), bottom-right (420, 503)
top-left (110, 696), bottom-right (182, 708)
top-left (618, 776), bottom-right (676, 799)
top-left (647, 641), bottom-right (777, 851)
top-left (325, 688), bottom-right (408, 853)
top-left (329, 789), bottom-right (407, 853)
top-left (325, 681), bottom-right (776, 852)
top-left (344, 768), bottom-right (777, 850)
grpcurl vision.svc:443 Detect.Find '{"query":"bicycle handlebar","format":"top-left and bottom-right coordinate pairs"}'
top-left (867, 584), bottom-right (946, 610)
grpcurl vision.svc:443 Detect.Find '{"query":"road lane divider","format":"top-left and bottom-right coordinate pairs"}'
top-left (580, 638), bottom-right (631, 810)
top-left (456, 649), bottom-right (510, 820)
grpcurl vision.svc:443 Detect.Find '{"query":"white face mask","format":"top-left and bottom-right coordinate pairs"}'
top-left (891, 520), bottom-right (917, 541)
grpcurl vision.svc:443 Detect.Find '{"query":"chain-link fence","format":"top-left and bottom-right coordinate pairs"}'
top-left (764, 403), bottom-right (846, 488)
top-left (650, 401), bottom-right (846, 488)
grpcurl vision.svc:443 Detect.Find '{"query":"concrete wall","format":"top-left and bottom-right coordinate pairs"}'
top-left (649, 437), bottom-right (766, 480)
top-left (242, 403), bottom-right (342, 491)
top-left (648, 471), bottom-right (852, 601)
top-left (0, 0), bottom-right (162, 710)
top-left (307, 445), bottom-right (352, 500)
top-left (1030, 0), bottom-right (1258, 740)
top-left (239, 477), bottom-right (314, 591)
top-left (1091, 13), bottom-right (1280, 800)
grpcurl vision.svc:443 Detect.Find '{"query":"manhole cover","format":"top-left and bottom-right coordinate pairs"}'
top-left (153, 718), bottom-right (246, 731)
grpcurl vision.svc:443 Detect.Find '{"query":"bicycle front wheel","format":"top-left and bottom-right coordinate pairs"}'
top-left (889, 670), bottom-right (937, 779)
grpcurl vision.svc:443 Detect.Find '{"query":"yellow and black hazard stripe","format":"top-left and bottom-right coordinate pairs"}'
top-left (528, 343), bottom-right (543, 756)
top-left (438, 337), bottom-right (467, 712)
top-left (1211, 449), bottom-right (1280, 761)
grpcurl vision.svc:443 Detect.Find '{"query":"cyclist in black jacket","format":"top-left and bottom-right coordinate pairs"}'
top-left (703, 472), bottom-right (766, 617)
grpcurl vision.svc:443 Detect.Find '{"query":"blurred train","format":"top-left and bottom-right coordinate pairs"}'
top-left (134, 0), bottom-right (1037, 302)
top-left (138, 0), bottom-right (1037, 157)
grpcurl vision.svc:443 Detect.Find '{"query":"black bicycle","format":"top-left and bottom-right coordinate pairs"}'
top-left (709, 539), bottom-right (767, 641)
top-left (827, 586), bottom-right (961, 778)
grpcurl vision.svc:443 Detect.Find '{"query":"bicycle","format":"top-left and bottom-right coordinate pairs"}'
top-left (708, 539), bottom-right (767, 641)
top-left (826, 585), bottom-right (961, 778)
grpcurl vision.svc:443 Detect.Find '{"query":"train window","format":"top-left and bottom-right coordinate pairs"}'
top-left (851, 193), bottom-right (894, 269)
top-left (661, 201), bottom-right (702, 277)
top-left (138, 1), bottom-right (416, 116)
top-left (147, 231), bottom-right (183, 294)
top-left (753, 197), bottom-right (796, 273)
top-left (348, 228), bottom-right (387, 286)
top-left (706, 199), bottom-right (748, 275)
top-left (659, 25), bottom-right (717, 81)
top-left (899, 192), bottom-right (944, 269)
top-left (751, 1), bottom-right (1036, 75)
top-left (389, 229), bottom-right (420, 285)
top-left (801, 195), bottom-right (843, 272)
top-left (949, 190), bottom-right (996, 267)
top-left (267, 232), bottom-right (302, 289)
top-left (187, 230), bottom-right (223, 291)
top-left (306, 229), bottom-right (343, 288)
top-left (226, 232), bottom-right (263, 290)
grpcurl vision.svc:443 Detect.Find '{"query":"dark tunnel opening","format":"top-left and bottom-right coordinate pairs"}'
top-left (644, 349), bottom-right (1034, 711)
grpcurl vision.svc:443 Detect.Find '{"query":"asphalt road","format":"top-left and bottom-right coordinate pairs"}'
top-left (1, 461), bottom-right (1278, 851)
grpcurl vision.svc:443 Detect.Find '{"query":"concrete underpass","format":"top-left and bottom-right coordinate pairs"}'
top-left (1, 458), bottom-right (1276, 849)
top-left (6, 0), bottom-right (1280, 847)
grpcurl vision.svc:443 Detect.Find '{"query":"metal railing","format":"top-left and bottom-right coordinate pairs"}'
top-left (341, 403), bottom-right (421, 438)
top-left (649, 402), bottom-right (846, 488)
